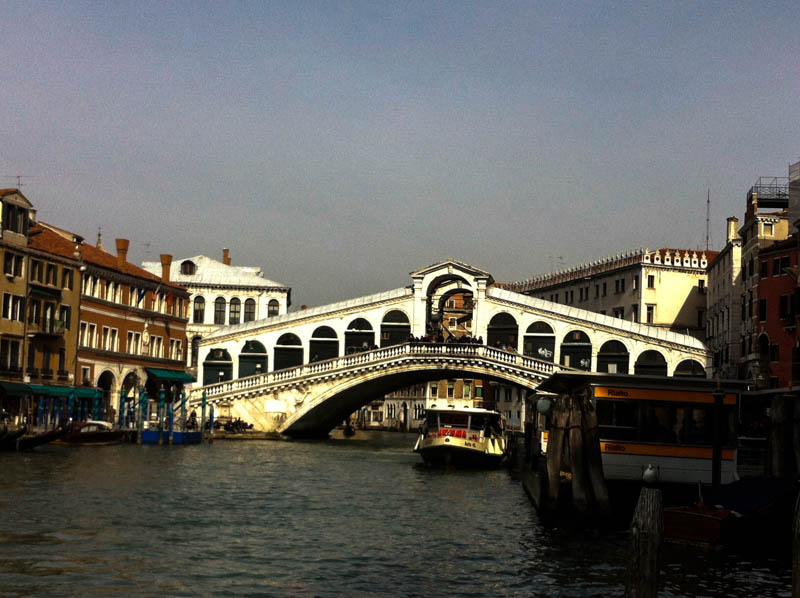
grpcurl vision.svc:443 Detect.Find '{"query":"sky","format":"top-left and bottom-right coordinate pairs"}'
top-left (2, 1), bottom-right (799, 308)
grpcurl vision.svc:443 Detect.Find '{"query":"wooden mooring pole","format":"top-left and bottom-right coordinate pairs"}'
top-left (793, 491), bottom-right (800, 598)
top-left (625, 487), bottom-right (663, 598)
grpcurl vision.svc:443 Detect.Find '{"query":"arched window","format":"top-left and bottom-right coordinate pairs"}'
top-left (229, 298), bottom-right (241, 325)
top-left (214, 297), bottom-right (226, 324)
top-left (380, 310), bottom-right (411, 347)
top-left (180, 260), bottom-right (196, 275)
top-left (634, 350), bottom-right (668, 376)
top-left (244, 299), bottom-right (256, 322)
top-left (523, 321), bottom-right (555, 361)
top-left (310, 326), bottom-right (338, 361)
top-left (268, 299), bottom-right (280, 317)
top-left (597, 340), bottom-right (630, 374)
top-left (190, 335), bottom-right (202, 368)
top-left (487, 313), bottom-right (518, 350)
top-left (193, 296), bottom-right (205, 324)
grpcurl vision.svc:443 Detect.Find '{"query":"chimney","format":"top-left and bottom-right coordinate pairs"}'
top-left (223, 248), bottom-right (231, 266)
top-left (726, 217), bottom-right (739, 243)
top-left (116, 238), bottom-right (129, 269)
top-left (160, 254), bottom-right (172, 283)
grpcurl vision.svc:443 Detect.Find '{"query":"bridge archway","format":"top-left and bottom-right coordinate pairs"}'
top-left (203, 348), bottom-right (233, 385)
top-left (239, 340), bottom-right (268, 377)
top-left (380, 310), bottom-right (411, 347)
top-left (561, 330), bottom-right (592, 370)
top-left (523, 321), bottom-right (555, 362)
top-left (345, 318), bottom-right (374, 353)
top-left (280, 360), bottom-right (545, 437)
top-left (310, 326), bottom-right (338, 362)
top-left (634, 350), bottom-right (667, 376)
top-left (487, 313), bottom-right (518, 350)
top-left (597, 340), bottom-right (629, 374)
top-left (97, 370), bottom-right (116, 418)
top-left (274, 334), bottom-right (303, 370)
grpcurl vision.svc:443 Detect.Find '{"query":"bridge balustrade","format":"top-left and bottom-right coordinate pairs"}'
top-left (193, 342), bottom-right (559, 402)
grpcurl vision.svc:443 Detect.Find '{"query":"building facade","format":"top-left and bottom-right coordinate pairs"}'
top-left (706, 217), bottom-right (743, 379)
top-left (737, 177), bottom-right (790, 382)
top-left (505, 247), bottom-right (715, 342)
top-left (41, 226), bottom-right (193, 416)
top-left (0, 191), bottom-right (82, 423)
top-left (142, 249), bottom-right (290, 377)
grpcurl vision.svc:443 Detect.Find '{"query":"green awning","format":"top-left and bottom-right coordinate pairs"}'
top-left (28, 384), bottom-right (100, 398)
top-left (0, 381), bottom-right (33, 396)
top-left (29, 285), bottom-right (61, 299)
top-left (145, 368), bottom-right (195, 383)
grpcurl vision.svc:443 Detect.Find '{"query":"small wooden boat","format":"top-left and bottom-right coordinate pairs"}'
top-left (0, 424), bottom-right (71, 451)
top-left (55, 420), bottom-right (125, 446)
top-left (0, 426), bottom-right (27, 451)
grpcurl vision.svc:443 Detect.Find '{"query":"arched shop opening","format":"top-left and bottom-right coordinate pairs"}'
top-left (560, 330), bottom-right (592, 370)
top-left (674, 359), bottom-right (706, 378)
top-left (597, 340), bottom-right (630, 374)
top-left (634, 350), bottom-right (668, 376)
top-left (523, 322), bottom-right (555, 361)
top-left (97, 370), bottom-right (116, 419)
top-left (487, 313), bottom-right (518, 349)
top-left (274, 333), bottom-right (303, 370)
top-left (310, 326), bottom-right (339, 362)
top-left (381, 310), bottom-right (411, 347)
top-left (239, 340), bottom-right (268, 377)
top-left (345, 318), bottom-right (374, 353)
top-left (203, 348), bottom-right (234, 385)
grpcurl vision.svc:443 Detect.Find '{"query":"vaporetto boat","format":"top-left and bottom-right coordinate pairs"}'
top-left (414, 406), bottom-right (507, 467)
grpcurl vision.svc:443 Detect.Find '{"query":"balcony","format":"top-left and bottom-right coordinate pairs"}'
top-left (40, 368), bottom-right (53, 379)
top-left (57, 369), bottom-right (70, 381)
top-left (31, 319), bottom-right (66, 337)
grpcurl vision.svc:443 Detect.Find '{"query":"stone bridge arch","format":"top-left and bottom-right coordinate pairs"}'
top-left (280, 361), bottom-right (545, 437)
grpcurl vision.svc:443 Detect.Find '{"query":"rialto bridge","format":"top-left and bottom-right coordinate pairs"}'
top-left (191, 260), bottom-right (710, 437)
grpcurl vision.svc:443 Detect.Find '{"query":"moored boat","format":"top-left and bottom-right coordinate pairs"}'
top-left (54, 420), bottom-right (125, 446)
top-left (414, 406), bottom-right (507, 467)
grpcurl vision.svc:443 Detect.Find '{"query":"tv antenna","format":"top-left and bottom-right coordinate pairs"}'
top-left (705, 189), bottom-right (711, 251)
top-left (1, 175), bottom-right (33, 189)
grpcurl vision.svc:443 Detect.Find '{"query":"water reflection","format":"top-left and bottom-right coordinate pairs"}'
top-left (0, 433), bottom-right (791, 597)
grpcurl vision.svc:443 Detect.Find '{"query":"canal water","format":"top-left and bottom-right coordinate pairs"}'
top-left (0, 431), bottom-right (791, 597)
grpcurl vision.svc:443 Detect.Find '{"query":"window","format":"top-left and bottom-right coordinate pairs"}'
top-left (631, 304), bottom-right (638, 323)
top-left (87, 323), bottom-right (96, 348)
top-left (28, 299), bottom-right (41, 324)
top-left (760, 261), bottom-right (769, 278)
top-left (2, 293), bottom-right (24, 321)
top-left (447, 299), bottom-right (455, 308)
top-left (595, 285), bottom-right (599, 299)
top-left (3, 252), bottom-right (22, 277)
top-left (229, 298), bottom-right (241, 325)
top-left (79, 322), bottom-right (87, 346)
top-left (0, 338), bottom-right (21, 371)
top-left (81, 366), bottom-right (90, 383)
top-left (170, 338), bottom-right (182, 360)
top-left (633, 276), bottom-right (639, 290)
top-left (646, 304), bottom-right (655, 324)
top-left (58, 348), bottom-right (66, 373)
top-left (697, 309), bottom-right (705, 329)
top-left (647, 275), bottom-right (655, 289)
top-left (268, 299), bottom-right (280, 317)
top-left (698, 279), bottom-right (705, 294)
top-left (602, 282), bottom-right (607, 297)
top-left (30, 260), bottom-right (43, 283)
top-left (244, 298), bottom-right (256, 322)
top-left (430, 384), bottom-right (438, 398)
top-left (613, 307), bottom-right (624, 319)
top-left (448, 317), bottom-right (457, 328)
top-left (102, 326), bottom-right (110, 350)
top-left (447, 383), bottom-right (454, 398)
top-left (2, 203), bottom-right (28, 234)
top-left (214, 298), bottom-right (226, 324)
top-left (758, 299), bottom-right (767, 322)
top-left (764, 222), bottom-right (773, 236)
top-left (152, 336), bottom-right (163, 358)
top-left (180, 260), bottom-right (197, 275)
top-left (779, 295), bottom-right (791, 319)
top-left (59, 305), bottom-right (71, 330)
top-left (193, 296), bottom-right (205, 323)
top-left (770, 344), bottom-right (780, 362)
top-left (46, 263), bottom-right (57, 285)
top-left (109, 328), bottom-right (118, 352)
top-left (62, 268), bottom-right (73, 289)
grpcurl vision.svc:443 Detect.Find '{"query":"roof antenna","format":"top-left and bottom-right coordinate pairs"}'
top-left (1, 175), bottom-right (33, 189)
top-left (705, 189), bottom-right (711, 251)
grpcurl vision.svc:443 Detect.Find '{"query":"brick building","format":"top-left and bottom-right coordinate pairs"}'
top-left (39, 224), bottom-right (191, 416)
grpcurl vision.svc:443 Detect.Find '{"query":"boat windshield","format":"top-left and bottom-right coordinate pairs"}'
top-left (425, 411), bottom-right (501, 432)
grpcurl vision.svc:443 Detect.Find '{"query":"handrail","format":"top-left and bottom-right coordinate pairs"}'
top-left (190, 342), bottom-right (558, 404)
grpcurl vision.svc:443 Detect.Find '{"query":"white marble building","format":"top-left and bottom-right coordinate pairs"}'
top-left (143, 249), bottom-right (290, 374)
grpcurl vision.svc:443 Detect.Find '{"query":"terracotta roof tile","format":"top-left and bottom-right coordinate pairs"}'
top-left (34, 222), bottom-right (186, 291)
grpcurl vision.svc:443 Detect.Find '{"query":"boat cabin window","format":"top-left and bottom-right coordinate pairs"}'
top-left (596, 398), bottom-right (735, 446)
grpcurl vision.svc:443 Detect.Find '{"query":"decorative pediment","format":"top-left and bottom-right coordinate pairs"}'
top-left (409, 259), bottom-right (493, 283)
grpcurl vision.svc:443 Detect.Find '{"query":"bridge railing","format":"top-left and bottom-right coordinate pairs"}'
top-left (191, 342), bottom-right (558, 402)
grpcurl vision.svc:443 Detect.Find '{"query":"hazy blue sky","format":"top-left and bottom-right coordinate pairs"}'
top-left (2, 1), bottom-right (798, 307)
